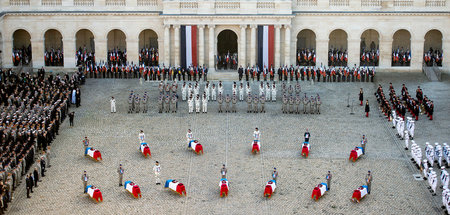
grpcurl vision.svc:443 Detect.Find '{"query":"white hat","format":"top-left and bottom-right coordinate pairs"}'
top-left (426, 142), bottom-right (430, 145)
top-left (435, 142), bottom-right (439, 146)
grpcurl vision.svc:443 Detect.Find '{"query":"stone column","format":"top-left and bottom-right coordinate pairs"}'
top-left (95, 38), bottom-right (107, 64)
top-left (127, 38), bottom-right (139, 65)
top-left (163, 25), bottom-right (170, 67)
top-left (379, 38), bottom-right (392, 68)
top-left (198, 25), bottom-right (205, 67)
top-left (208, 24), bottom-right (215, 69)
top-left (3, 39), bottom-right (13, 67)
top-left (31, 39), bottom-right (45, 68)
top-left (410, 38), bottom-right (425, 70)
top-left (250, 25), bottom-right (257, 66)
top-left (275, 24), bottom-right (281, 68)
top-left (63, 37), bottom-right (76, 68)
top-left (174, 25), bottom-right (180, 67)
top-left (316, 38), bottom-right (328, 67)
top-left (284, 25), bottom-right (291, 66)
top-left (239, 25), bottom-right (246, 67)
top-left (443, 39), bottom-right (450, 69)
top-left (347, 38), bottom-right (360, 67)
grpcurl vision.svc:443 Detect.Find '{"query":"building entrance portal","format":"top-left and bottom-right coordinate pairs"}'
top-left (217, 30), bottom-right (238, 70)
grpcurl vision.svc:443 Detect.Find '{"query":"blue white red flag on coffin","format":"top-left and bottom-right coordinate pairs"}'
top-left (257, 25), bottom-right (275, 70)
top-left (180, 25), bottom-right (198, 68)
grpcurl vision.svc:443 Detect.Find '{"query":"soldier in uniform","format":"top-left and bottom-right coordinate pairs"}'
top-left (303, 94), bottom-right (309, 114)
top-left (295, 82), bottom-right (301, 95)
top-left (142, 93), bottom-right (148, 113)
top-left (247, 93), bottom-right (252, 113)
top-left (239, 83), bottom-right (245, 101)
top-left (260, 93), bottom-right (266, 113)
top-left (310, 96), bottom-right (316, 114)
top-left (164, 95), bottom-right (170, 113)
top-left (81, 171), bottom-right (89, 193)
top-left (202, 92), bottom-right (208, 113)
top-left (158, 94), bottom-right (164, 113)
top-left (326, 171), bottom-right (332, 190)
top-left (253, 94), bottom-right (259, 113)
top-left (282, 94), bottom-right (288, 114)
top-left (288, 85), bottom-right (294, 95)
top-left (182, 82), bottom-right (187, 101)
top-left (272, 82), bottom-right (277, 102)
top-left (225, 94), bottom-right (231, 113)
top-left (315, 94), bottom-right (321, 114)
top-left (117, 164), bottom-right (124, 186)
top-left (211, 83), bottom-right (217, 101)
top-left (295, 94), bottom-right (301, 114)
top-left (217, 93), bottom-right (223, 113)
top-left (195, 94), bottom-right (201, 113)
top-left (221, 164), bottom-right (227, 179)
top-left (246, 82), bottom-right (252, 99)
top-left (232, 93), bottom-right (237, 113)
top-left (83, 137), bottom-right (89, 155)
top-left (159, 81), bottom-right (164, 94)
top-left (171, 94), bottom-right (178, 113)
top-left (153, 161), bottom-right (161, 185)
top-left (365, 170), bottom-right (372, 194)
top-left (289, 95), bottom-right (294, 114)
top-left (128, 95), bottom-right (133, 114)
top-left (110, 96), bottom-right (116, 113)
top-left (265, 82), bottom-right (271, 101)
top-left (361, 135), bottom-right (367, 155)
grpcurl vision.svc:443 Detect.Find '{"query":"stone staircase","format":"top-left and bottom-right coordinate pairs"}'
top-left (422, 63), bottom-right (441, 81)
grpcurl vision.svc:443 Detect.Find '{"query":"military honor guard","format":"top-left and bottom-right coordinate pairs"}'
top-left (218, 93), bottom-right (224, 113)
top-left (139, 130), bottom-right (145, 143)
top-left (118, 164), bottom-right (124, 186)
top-left (153, 161), bottom-right (161, 185)
top-left (82, 171), bottom-right (89, 193)
top-left (110, 96), bottom-right (116, 113)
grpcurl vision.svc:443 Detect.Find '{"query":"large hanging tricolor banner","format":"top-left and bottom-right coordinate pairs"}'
top-left (257, 25), bottom-right (274, 69)
top-left (180, 25), bottom-right (198, 68)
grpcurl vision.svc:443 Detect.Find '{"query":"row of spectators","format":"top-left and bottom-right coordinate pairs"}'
top-left (44, 49), bottom-right (64, 67)
top-left (12, 46), bottom-right (32, 66)
top-left (216, 52), bottom-right (238, 70)
top-left (80, 63), bottom-right (209, 82)
top-left (0, 68), bottom-right (84, 213)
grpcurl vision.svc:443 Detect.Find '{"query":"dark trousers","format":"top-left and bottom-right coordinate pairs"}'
top-left (27, 188), bottom-right (31, 198)
top-left (69, 119), bottom-right (73, 126)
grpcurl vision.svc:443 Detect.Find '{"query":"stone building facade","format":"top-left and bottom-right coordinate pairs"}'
top-left (0, 0), bottom-right (448, 71)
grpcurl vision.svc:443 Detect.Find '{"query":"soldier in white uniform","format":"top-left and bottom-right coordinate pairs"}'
top-left (259, 82), bottom-right (264, 97)
top-left (442, 188), bottom-right (450, 211)
top-left (265, 82), bottom-right (271, 101)
top-left (232, 82), bottom-right (237, 96)
top-left (186, 129), bottom-right (193, 144)
top-left (239, 83), bottom-right (245, 101)
top-left (441, 166), bottom-right (449, 190)
top-left (253, 128), bottom-right (261, 141)
top-left (422, 159), bottom-right (429, 180)
top-left (436, 143), bottom-right (443, 168)
top-left (408, 120), bottom-right (415, 140)
top-left (271, 82), bottom-right (277, 102)
top-left (188, 95), bottom-right (194, 114)
top-left (182, 82), bottom-right (187, 101)
top-left (187, 83), bottom-right (193, 98)
top-left (443, 143), bottom-right (450, 167)
top-left (153, 161), bottom-right (161, 185)
top-left (195, 94), bottom-right (201, 113)
top-left (205, 82), bottom-right (210, 101)
top-left (202, 92), bottom-right (208, 113)
top-left (426, 142), bottom-right (435, 167)
top-left (110, 96), bottom-right (116, 113)
top-left (194, 82), bottom-right (200, 97)
top-left (404, 130), bottom-right (409, 150)
top-left (211, 84), bottom-right (217, 101)
top-left (429, 169), bottom-right (438, 195)
top-left (139, 130), bottom-right (145, 143)
top-left (391, 110), bottom-right (397, 128)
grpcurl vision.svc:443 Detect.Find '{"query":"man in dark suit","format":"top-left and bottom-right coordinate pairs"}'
top-left (26, 174), bottom-right (33, 198)
top-left (33, 167), bottom-right (39, 187)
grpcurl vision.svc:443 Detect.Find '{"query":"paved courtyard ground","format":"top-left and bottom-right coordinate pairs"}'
top-left (6, 71), bottom-right (450, 215)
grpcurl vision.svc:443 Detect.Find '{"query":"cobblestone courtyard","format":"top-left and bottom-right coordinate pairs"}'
top-left (6, 72), bottom-right (450, 215)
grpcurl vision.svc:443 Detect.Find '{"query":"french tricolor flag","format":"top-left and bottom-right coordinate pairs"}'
top-left (180, 25), bottom-right (198, 68)
top-left (257, 25), bottom-right (275, 70)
